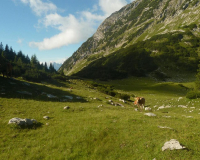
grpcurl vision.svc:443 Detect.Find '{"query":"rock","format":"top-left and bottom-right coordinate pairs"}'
top-left (178, 105), bottom-right (187, 108)
top-left (17, 91), bottom-right (32, 95)
top-left (98, 105), bottom-right (103, 108)
top-left (178, 97), bottom-right (183, 101)
top-left (108, 100), bottom-right (113, 102)
top-left (47, 94), bottom-right (57, 98)
top-left (157, 105), bottom-right (171, 110)
top-left (158, 126), bottom-right (172, 130)
top-left (162, 139), bottom-right (186, 151)
top-left (63, 96), bottom-right (73, 99)
top-left (8, 118), bottom-right (37, 126)
top-left (43, 116), bottom-right (49, 120)
top-left (144, 113), bottom-right (156, 117)
top-left (64, 106), bottom-right (70, 109)
top-left (145, 107), bottom-right (152, 111)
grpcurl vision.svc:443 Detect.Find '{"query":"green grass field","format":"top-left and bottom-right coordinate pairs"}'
top-left (1, 75), bottom-right (200, 160)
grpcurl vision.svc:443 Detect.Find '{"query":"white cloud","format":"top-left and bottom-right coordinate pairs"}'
top-left (99, 0), bottom-right (127, 16)
top-left (20, 0), bottom-right (57, 16)
top-left (20, 0), bottom-right (131, 50)
top-left (17, 38), bottom-right (23, 44)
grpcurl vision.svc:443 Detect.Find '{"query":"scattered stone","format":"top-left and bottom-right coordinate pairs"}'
top-left (178, 105), bottom-right (187, 108)
top-left (98, 105), bottom-right (103, 108)
top-left (190, 107), bottom-right (195, 109)
top-left (158, 126), bottom-right (173, 130)
top-left (22, 82), bottom-right (30, 86)
top-left (157, 105), bottom-right (171, 110)
top-left (46, 123), bottom-right (49, 125)
top-left (182, 115), bottom-right (193, 118)
top-left (163, 116), bottom-right (171, 118)
top-left (145, 107), bottom-right (152, 111)
top-left (64, 106), bottom-right (70, 110)
top-left (62, 96), bottom-right (73, 99)
top-left (47, 94), bottom-right (57, 98)
top-left (178, 97), bottom-right (183, 101)
top-left (43, 116), bottom-right (49, 120)
top-left (144, 113), bottom-right (156, 117)
top-left (135, 108), bottom-right (138, 111)
top-left (119, 99), bottom-right (126, 103)
top-left (162, 139), bottom-right (186, 151)
top-left (17, 91), bottom-right (32, 95)
top-left (8, 118), bottom-right (37, 126)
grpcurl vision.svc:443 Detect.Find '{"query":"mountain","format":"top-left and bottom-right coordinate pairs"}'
top-left (52, 62), bottom-right (62, 71)
top-left (59, 0), bottom-right (200, 80)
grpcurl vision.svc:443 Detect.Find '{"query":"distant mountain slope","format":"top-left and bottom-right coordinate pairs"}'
top-left (59, 0), bottom-right (200, 79)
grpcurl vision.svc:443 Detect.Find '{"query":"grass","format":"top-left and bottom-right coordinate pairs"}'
top-left (1, 75), bottom-right (200, 159)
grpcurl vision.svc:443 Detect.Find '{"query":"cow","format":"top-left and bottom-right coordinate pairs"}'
top-left (134, 97), bottom-right (145, 110)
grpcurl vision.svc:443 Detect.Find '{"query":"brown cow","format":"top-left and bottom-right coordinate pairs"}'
top-left (134, 97), bottom-right (145, 110)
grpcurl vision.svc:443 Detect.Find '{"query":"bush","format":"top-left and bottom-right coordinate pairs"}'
top-left (52, 74), bottom-right (67, 81)
top-left (115, 93), bottom-right (130, 100)
top-left (186, 90), bottom-right (200, 99)
top-left (22, 69), bottom-right (51, 82)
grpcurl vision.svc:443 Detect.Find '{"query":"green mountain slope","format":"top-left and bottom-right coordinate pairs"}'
top-left (59, 0), bottom-right (200, 79)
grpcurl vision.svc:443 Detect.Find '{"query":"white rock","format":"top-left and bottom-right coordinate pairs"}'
top-left (43, 116), bottom-right (49, 120)
top-left (144, 113), bottom-right (156, 117)
top-left (63, 96), bottom-right (73, 99)
top-left (64, 106), bottom-right (70, 109)
top-left (47, 94), bottom-right (57, 98)
top-left (178, 105), bottom-right (187, 108)
top-left (8, 118), bottom-right (37, 126)
top-left (145, 107), bottom-right (152, 111)
top-left (162, 139), bottom-right (186, 151)
top-left (158, 126), bottom-right (172, 130)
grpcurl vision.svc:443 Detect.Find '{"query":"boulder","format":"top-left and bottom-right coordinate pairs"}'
top-left (144, 113), bottom-right (156, 117)
top-left (8, 118), bottom-right (37, 126)
top-left (43, 116), bottom-right (49, 120)
top-left (162, 139), bottom-right (186, 151)
top-left (145, 107), bottom-right (152, 111)
top-left (64, 106), bottom-right (70, 109)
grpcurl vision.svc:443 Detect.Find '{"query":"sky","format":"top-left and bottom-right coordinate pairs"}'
top-left (1, 0), bottom-right (135, 65)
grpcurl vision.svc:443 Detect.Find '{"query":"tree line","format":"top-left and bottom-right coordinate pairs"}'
top-left (0, 42), bottom-right (65, 82)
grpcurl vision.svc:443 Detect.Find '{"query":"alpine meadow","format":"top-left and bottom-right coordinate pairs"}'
top-left (2, 0), bottom-right (200, 159)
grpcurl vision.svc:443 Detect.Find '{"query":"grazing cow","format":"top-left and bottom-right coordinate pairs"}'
top-left (134, 97), bottom-right (145, 110)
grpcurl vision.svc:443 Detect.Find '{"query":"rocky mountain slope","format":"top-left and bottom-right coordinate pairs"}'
top-left (59, 0), bottom-right (200, 79)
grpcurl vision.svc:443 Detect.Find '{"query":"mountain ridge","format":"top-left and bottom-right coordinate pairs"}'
top-left (59, 0), bottom-right (200, 79)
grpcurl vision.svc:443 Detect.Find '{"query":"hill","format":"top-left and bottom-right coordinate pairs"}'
top-left (59, 0), bottom-right (200, 80)
top-left (1, 75), bottom-right (200, 159)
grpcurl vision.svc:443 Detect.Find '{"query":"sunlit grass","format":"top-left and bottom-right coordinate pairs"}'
top-left (1, 76), bottom-right (200, 159)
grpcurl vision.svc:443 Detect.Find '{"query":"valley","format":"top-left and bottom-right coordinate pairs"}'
top-left (1, 75), bottom-right (200, 159)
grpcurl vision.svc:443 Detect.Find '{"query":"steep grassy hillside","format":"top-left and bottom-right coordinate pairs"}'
top-left (59, 0), bottom-right (200, 77)
top-left (72, 29), bottom-right (200, 80)
top-left (1, 75), bottom-right (200, 159)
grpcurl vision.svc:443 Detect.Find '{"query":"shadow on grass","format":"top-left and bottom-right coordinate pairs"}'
top-left (0, 77), bottom-right (87, 102)
top-left (9, 122), bottom-right (44, 130)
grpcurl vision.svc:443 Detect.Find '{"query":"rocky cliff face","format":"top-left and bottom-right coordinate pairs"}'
top-left (59, 0), bottom-right (200, 75)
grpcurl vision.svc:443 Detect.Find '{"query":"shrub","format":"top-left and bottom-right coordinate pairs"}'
top-left (22, 69), bottom-right (51, 82)
top-left (115, 93), bottom-right (130, 100)
top-left (52, 74), bottom-right (67, 81)
top-left (186, 90), bottom-right (200, 99)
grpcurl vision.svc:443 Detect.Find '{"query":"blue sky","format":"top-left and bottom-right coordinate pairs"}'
top-left (1, 0), bottom-right (134, 65)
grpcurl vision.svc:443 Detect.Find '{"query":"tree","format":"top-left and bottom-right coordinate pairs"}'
top-left (31, 54), bottom-right (39, 68)
top-left (49, 63), bottom-right (56, 73)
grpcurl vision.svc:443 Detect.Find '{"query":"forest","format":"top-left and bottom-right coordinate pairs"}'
top-left (0, 42), bottom-right (65, 82)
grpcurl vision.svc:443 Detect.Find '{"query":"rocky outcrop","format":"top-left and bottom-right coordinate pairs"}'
top-left (59, 0), bottom-right (200, 75)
